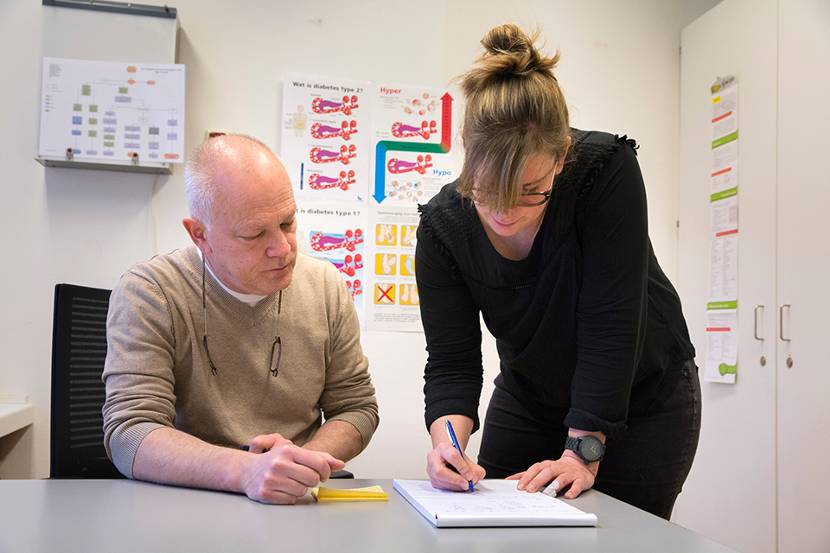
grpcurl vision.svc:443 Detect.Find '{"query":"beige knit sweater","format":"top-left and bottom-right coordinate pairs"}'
top-left (102, 247), bottom-right (378, 478)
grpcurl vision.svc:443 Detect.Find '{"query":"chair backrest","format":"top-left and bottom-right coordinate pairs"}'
top-left (50, 283), bottom-right (123, 478)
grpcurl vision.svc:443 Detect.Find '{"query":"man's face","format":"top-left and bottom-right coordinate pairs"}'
top-left (198, 150), bottom-right (298, 295)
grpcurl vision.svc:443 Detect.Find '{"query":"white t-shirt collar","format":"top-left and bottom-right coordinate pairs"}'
top-left (199, 250), bottom-right (266, 307)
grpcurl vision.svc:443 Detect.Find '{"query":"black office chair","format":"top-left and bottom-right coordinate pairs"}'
top-left (50, 283), bottom-right (353, 479)
top-left (50, 283), bottom-right (123, 478)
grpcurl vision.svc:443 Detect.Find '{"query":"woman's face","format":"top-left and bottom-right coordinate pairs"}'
top-left (474, 152), bottom-right (564, 239)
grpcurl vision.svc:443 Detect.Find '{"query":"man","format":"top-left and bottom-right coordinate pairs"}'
top-left (102, 134), bottom-right (379, 504)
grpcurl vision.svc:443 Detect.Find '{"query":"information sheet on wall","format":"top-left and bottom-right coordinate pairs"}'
top-left (296, 203), bottom-right (366, 322)
top-left (282, 75), bottom-right (371, 204)
top-left (281, 74), bottom-right (460, 332)
top-left (282, 76), bottom-right (371, 322)
top-left (705, 77), bottom-right (739, 384)
top-left (367, 84), bottom-right (458, 331)
top-left (39, 57), bottom-right (185, 164)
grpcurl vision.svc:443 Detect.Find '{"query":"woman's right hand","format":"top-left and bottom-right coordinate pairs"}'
top-left (426, 442), bottom-right (486, 491)
top-left (426, 416), bottom-right (486, 491)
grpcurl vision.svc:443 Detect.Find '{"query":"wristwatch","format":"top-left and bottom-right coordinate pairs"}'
top-left (564, 435), bottom-right (605, 464)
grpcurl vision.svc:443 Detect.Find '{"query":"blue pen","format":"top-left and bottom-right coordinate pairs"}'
top-left (445, 420), bottom-right (475, 492)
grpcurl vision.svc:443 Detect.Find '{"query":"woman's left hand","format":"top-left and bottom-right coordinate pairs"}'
top-left (506, 453), bottom-right (599, 499)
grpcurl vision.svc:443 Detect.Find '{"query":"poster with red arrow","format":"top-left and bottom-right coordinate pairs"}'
top-left (279, 76), bottom-right (460, 331)
top-left (366, 83), bottom-right (461, 332)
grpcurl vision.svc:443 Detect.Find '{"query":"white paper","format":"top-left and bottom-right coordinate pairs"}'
top-left (711, 84), bottom-right (738, 141)
top-left (393, 479), bottom-right (597, 527)
top-left (704, 310), bottom-right (738, 384)
top-left (39, 57), bottom-right (185, 164)
top-left (710, 195), bottom-right (739, 234)
top-left (281, 75), bottom-right (371, 203)
top-left (296, 203), bottom-right (367, 323)
top-left (365, 82), bottom-right (461, 332)
top-left (370, 83), bottom-right (459, 206)
top-left (365, 205), bottom-right (421, 332)
top-left (706, 79), bottom-right (739, 384)
top-left (708, 232), bottom-right (738, 301)
top-left (711, 156), bottom-right (738, 195)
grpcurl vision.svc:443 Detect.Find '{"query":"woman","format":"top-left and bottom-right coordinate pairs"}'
top-left (416, 24), bottom-right (700, 520)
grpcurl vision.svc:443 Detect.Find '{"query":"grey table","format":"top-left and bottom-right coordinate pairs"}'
top-left (0, 478), bottom-right (736, 553)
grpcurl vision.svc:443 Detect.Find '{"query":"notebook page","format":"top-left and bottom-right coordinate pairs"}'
top-left (393, 479), bottom-right (597, 527)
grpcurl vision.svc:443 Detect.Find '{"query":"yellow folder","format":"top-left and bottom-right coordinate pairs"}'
top-left (311, 485), bottom-right (389, 502)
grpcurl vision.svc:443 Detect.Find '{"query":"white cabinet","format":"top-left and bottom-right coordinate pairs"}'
top-left (675, 0), bottom-right (830, 552)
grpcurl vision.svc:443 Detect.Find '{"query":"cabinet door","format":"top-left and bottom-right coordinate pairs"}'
top-left (675, 1), bottom-right (778, 552)
top-left (777, 0), bottom-right (830, 551)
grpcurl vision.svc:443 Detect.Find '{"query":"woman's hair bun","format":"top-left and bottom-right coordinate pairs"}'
top-left (479, 24), bottom-right (558, 76)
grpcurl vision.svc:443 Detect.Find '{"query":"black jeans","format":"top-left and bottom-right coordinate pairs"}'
top-left (478, 360), bottom-right (701, 520)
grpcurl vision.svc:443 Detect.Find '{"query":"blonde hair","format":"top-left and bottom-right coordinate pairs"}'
top-left (457, 24), bottom-right (570, 212)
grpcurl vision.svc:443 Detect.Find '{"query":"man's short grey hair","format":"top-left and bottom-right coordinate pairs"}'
top-left (184, 133), bottom-right (275, 226)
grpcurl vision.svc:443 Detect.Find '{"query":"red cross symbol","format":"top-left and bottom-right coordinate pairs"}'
top-left (376, 285), bottom-right (393, 304)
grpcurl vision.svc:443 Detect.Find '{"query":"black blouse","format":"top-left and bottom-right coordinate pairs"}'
top-left (416, 129), bottom-right (695, 438)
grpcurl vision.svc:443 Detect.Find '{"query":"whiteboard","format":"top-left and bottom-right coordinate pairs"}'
top-left (42, 5), bottom-right (176, 63)
top-left (37, 4), bottom-right (179, 172)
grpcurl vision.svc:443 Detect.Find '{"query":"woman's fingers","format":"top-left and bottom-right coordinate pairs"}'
top-left (514, 458), bottom-right (596, 496)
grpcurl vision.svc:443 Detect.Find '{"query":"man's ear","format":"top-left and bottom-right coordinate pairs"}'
top-left (182, 218), bottom-right (211, 255)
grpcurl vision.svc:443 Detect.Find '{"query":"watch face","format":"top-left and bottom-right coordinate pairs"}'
top-left (579, 437), bottom-right (604, 462)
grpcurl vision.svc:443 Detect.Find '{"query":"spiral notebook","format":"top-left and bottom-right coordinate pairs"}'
top-left (393, 479), bottom-right (597, 528)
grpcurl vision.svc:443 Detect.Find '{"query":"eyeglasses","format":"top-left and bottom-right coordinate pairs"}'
top-left (201, 258), bottom-right (282, 377)
top-left (472, 174), bottom-right (556, 208)
top-left (516, 187), bottom-right (554, 206)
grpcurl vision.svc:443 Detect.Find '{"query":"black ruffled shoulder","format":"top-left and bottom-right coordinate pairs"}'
top-left (418, 129), bottom-right (639, 262)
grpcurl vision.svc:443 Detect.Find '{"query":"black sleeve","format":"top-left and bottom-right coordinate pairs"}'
top-left (564, 145), bottom-right (649, 437)
top-left (416, 221), bottom-right (484, 433)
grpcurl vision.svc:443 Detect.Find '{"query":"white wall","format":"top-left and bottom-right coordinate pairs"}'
top-left (0, 0), bottom-right (718, 480)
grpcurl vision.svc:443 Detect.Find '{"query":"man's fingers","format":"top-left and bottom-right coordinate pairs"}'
top-left (290, 446), bottom-right (343, 481)
top-left (279, 461), bottom-right (323, 488)
top-left (254, 477), bottom-right (308, 505)
top-left (505, 472), bottom-right (524, 481)
top-left (251, 486), bottom-right (300, 505)
top-left (323, 453), bottom-right (346, 470)
top-left (249, 433), bottom-right (287, 453)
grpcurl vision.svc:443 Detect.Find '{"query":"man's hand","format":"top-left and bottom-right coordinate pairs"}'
top-left (506, 452), bottom-right (598, 499)
top-left (247, 432), bottom-right (289, 453)
top-left (240, 434), bottom-right (345, 504)
top-left (426, 441), bottom-right (486, 491)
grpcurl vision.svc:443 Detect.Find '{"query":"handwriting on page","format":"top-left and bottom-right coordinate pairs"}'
top-left (403, 480), bottom-right (581, 514)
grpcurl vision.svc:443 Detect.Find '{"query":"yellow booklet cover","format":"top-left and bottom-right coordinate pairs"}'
top-left (311, 485), bottom-right (389, 502)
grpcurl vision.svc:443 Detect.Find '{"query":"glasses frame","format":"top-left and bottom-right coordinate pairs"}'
top-left (517, 187), bottom-right (554, 207)
top-left (201, 258), bottom-right (282, 377)
top-left (472, 172), bottom-right (557, 209)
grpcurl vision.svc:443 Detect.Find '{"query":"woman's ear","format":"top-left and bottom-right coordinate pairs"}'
top-left (555, 135), bottom-right (573, 174)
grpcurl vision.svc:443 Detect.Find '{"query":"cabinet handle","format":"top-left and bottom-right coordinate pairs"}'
top-left (754, 305), bottom-right (764, 341)
top-left (779, 304), bottom-right (791, 342)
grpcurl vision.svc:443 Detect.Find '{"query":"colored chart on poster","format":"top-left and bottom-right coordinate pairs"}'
top-left (281, 76), bottom-right (461, 332)
top-left (705, 77), bottom-right (739, 384)
top-left (39, 57), bottom-right (185, 164)
top-left (366, 205), bottom-right (421, 332)
top-left (297, 203), bottom-right (367, 322)
top-left (282, 75), bottom-right (371, 203)
top-left (371, 83), bottom-right (459, 207)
